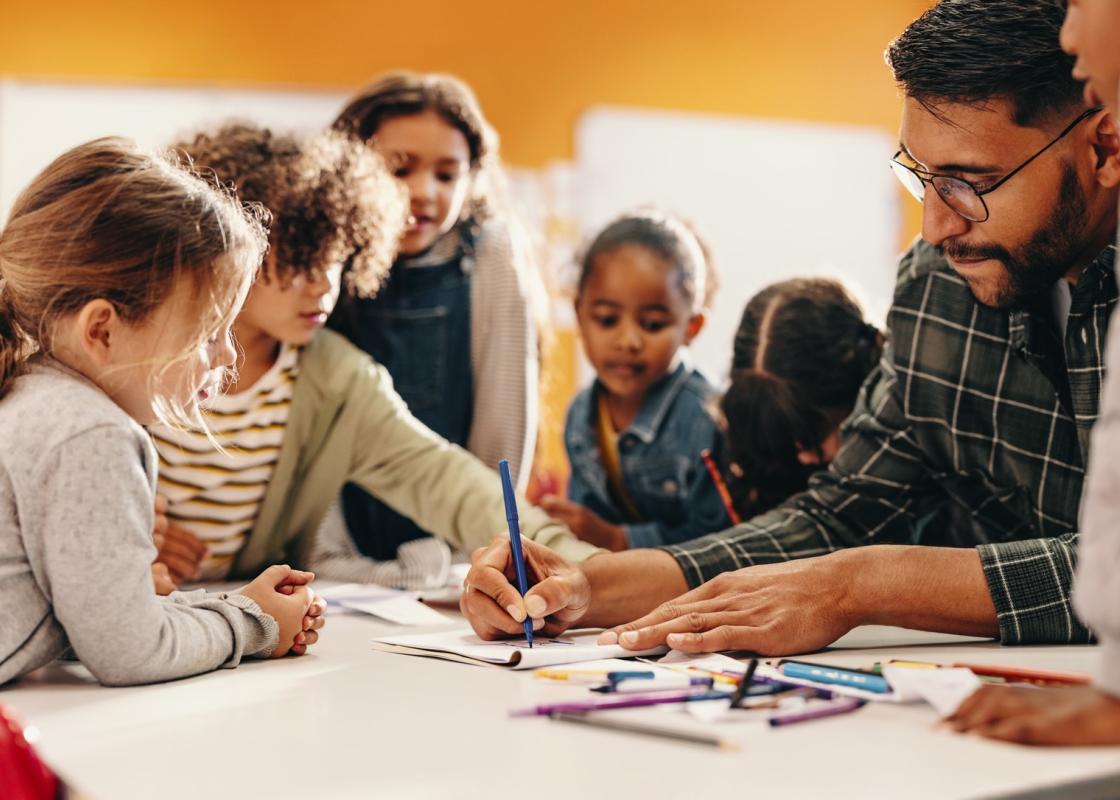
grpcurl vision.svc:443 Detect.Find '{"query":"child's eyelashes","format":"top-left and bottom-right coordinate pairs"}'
top-left (589, 314), bottom-right (670, 332)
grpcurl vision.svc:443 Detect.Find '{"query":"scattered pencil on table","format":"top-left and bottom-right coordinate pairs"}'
top-left (510, 690), bottom-right (731, 717)
top-left (951, 663), bottom-right (1091, 686)
top-left (549, 712), bottom-right (738, 751)
top-left (700, 449), bottom-right (741, 525)
top-left (534, 669), bottom-right (656, 682)
top-left (729, 658), bottom-right (759, 708)
top-left (768, 697), bottom-right (866, 727)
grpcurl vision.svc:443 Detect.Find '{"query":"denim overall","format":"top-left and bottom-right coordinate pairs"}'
top-left (333, 225), bottom-right (476, 560)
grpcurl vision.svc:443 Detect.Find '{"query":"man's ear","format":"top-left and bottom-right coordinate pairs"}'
top-left (74, 300), bottom-right (119, 366)
top-left (684, 312), bottom-right (706, 344)
top-left (1089, 109), bottom-right (1120, 189)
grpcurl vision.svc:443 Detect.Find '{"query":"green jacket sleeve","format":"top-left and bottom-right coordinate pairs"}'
top-left (346, 357), bottom-right (601, 562)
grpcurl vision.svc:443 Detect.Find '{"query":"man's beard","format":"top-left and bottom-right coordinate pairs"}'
top-left (939, 165), bottom-right (1088, 310)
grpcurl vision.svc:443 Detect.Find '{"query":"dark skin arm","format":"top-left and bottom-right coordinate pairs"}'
top-left (461, 538), bottom-right (999, 657)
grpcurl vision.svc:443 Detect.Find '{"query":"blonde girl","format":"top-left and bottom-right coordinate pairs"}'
top-left (0, 137), bottom-right (322, 687)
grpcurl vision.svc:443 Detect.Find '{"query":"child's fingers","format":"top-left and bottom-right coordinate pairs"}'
top-left (165, 524), bottom-right (208, 558)
top-left (306, 595), bottom-right (327, 617)
top-left (303, 614), bottom-right (326, 631)
top-left (276, 569), bottom-right (315, 588)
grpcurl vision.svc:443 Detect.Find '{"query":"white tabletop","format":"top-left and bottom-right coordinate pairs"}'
top-left (4, 609), bottom-right (1120, 800)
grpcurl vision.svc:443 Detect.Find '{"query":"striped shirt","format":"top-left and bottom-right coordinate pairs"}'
top-left (664, 239), bottom-right (1117, 645)
top-left (151, 345), bottom-right (299, 579)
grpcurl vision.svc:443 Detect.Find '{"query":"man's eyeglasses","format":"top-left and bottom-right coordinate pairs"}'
top-left (889, 107), bottom-right (1102, 223)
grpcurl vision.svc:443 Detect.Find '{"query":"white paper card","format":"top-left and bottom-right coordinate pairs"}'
top-left (883, 666), bottom-right (983, 717)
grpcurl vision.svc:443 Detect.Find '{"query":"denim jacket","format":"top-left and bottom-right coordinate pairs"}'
top-left (563, 354), bottom-right (732, 548)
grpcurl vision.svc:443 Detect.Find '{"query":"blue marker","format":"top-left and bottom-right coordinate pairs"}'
top-left (499, 459), bottom-right (534, 648)
top-left (779, 660), bottom-right (891, 694)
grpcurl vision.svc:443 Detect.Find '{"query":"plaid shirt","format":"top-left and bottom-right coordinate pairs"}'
top-left (664, 240), bottom-right (1118, 645)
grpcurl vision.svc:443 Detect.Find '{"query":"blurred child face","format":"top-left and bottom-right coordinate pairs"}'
top-left (1062, 0), bottom-right (1120, 114)
top-left (374, 110), bottom-right (472, 256)
top-left (575, 244), bottom-right (703, 408)
top-left (104, 265), bottom-right (244, 424)
top-left (236, 255), bottom-right (343, 348)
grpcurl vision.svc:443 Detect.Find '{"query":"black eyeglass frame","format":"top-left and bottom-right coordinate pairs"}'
top-left (890, 106), bottom-right (1103, 223)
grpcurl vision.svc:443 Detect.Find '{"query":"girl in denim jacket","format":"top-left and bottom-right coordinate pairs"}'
top-left (540, 211), bottom-right (730, 551)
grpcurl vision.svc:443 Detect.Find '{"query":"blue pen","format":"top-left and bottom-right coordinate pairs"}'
top-left (779, 660), bottom-right (891, 694)
top-left (499, 459), bottom-right (534, 647)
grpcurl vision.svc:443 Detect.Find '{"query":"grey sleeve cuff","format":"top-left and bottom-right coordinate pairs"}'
top-left (169, 589), bottom-right (280, 662)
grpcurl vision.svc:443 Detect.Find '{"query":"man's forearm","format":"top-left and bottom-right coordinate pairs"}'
top-left (580, 549), bottom-right (689, 627)
top-left (837, 544), bottom-right (999, 638)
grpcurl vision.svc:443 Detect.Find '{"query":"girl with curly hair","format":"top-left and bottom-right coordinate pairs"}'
top-left (150, 122), bottom-right (596, 591)
top-left (330, 71), bottom-right (541, 561)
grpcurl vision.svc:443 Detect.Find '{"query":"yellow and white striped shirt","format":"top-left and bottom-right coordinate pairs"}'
top-left (151, 345), bottom-right (299, 579)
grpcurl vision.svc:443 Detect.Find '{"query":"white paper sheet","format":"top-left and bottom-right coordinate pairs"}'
top-left (320, 583), bottom-right (451, 626)
top-left (882, 666), bottom-right (983, 717)
top-left (371, 628), bottom-right (668, 669)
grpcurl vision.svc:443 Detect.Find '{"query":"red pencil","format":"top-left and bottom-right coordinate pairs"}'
top-left (952, 663), bottom-right (1091, 686)
top-left (700, 449), bottom-right (741, 525)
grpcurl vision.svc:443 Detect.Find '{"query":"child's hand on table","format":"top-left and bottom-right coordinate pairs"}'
top-left (238, 565), bottom-right (319, 657)
top-left (539, 495), bottom-right (628, 552)
top-left (946, 684), bottom-right (1120, 746)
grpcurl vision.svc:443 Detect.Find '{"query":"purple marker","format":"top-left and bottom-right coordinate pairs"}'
top-left (510, 690), bottom-right (730, 717)
top-left (768, 697), bottom-right (866, 727)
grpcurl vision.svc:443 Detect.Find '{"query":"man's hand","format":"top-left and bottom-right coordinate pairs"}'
top-left (946, 684), bottom-right (1120, 746)
top-left (459, 535), bottom-right (591, 639)
top-left (597, 554), bottom-right (857, 655)
top-left (539, 495), bottom-right (628, 551)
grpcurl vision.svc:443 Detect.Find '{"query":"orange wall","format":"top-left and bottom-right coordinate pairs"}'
top-left (3, 2), bottom-right (927, 172)
top-left (1, 0), bottom-right (931, 488)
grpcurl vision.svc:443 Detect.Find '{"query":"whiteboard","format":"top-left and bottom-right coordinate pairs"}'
top-left (575, 106), bottom-right (900, 385)
top-left (0, 80), bottom-right (348, 221)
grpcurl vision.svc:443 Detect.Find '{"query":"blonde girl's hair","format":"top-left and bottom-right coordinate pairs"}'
top-left (0, 136), bottom-right (268, 425)
top-left (332, 70), bottom-right (503, 222)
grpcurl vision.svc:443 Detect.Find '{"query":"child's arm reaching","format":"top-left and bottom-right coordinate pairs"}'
top-left (33, 425), bottom-right (305, 685)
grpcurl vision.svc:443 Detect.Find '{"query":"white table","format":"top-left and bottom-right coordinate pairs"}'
top-left (4, 610), bottom-right (1120, 800)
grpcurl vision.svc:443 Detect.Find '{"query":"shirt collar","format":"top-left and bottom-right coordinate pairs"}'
top-left (1009, 244), bottom-right (1116, 354)
top-left (595, 351), bottom-right (696, 445)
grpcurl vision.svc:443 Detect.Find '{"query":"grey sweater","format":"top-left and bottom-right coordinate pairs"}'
top-left (0, 358), bottom-right (278, 687)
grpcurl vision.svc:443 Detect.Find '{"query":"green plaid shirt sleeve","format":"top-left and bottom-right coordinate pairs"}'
top-left (663, 240), bottom-right (1117, 645)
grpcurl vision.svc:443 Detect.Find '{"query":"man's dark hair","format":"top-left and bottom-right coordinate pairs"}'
top-left (886, 0), bottom-right (1084, 127)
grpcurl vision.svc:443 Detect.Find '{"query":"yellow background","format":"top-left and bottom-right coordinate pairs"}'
top-left (1, 0), bottom-right (931, 489)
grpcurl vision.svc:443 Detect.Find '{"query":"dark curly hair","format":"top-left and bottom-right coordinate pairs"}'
top-left (173, 122), bottom-right (407, 297)
top-left (721, 278), bottom-right (882, 518)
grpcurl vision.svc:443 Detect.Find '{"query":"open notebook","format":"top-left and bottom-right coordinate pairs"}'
top-left (371, 628), bottom-right (668, 669)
